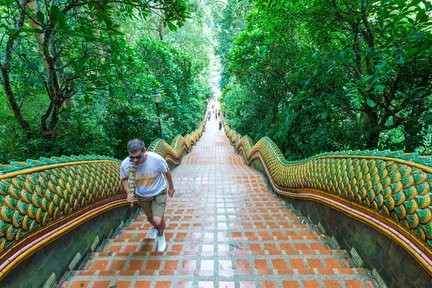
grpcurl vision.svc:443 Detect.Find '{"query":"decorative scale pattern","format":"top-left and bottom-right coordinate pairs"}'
top-left (225, 125), bottom-right (432, 269)
top-left (0, 160), bottom-right (122, 253)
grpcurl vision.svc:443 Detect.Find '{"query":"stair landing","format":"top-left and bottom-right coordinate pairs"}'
top-left (60, 117), bottom-right (377, 288)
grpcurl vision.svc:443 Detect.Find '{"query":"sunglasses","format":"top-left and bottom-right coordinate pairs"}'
top-left (129, 151), bottom-right (144, 160)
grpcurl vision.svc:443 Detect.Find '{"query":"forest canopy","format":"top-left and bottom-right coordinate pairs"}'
top-left (216, 0), bottom-right (432, 160)
top-left (0, 0), bottom-right (213, 162)
top-left (1, 0), bottom-right (431, 163)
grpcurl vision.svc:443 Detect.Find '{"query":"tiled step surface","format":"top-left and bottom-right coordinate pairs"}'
top-left (60, 118), bottom-right (378, 288)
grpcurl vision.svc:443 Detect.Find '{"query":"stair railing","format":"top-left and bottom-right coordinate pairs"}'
top-left (223, 123), bottom-right (432, 276)
top-left (0, 118), bottom-right (205, 280)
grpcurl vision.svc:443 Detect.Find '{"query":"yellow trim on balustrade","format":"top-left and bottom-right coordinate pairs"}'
top-left (244, 138), bottom-right (432, 174)
top-left (0, 160), bottom-right (117, 179)
top-left (0, 200), bottom-right (131, 281)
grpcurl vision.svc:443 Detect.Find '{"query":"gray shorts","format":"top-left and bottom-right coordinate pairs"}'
top-left (136, 189), bottom-right (167, 217)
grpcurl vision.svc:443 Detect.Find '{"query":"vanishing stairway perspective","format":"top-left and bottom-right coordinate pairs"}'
top-left (60, 117), bottom-right (378, 288)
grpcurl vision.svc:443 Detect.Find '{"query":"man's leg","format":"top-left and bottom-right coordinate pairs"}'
top-left (152, 191), bottom-right (168, 251)
top-left (148, 216), bottom-right (165, 236)
top-left (137, 196), bottom-right (158, 238)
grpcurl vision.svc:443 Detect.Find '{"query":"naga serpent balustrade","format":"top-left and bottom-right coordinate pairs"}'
top-left (224, 124), bottom-right (432, 276)
top-left (0, 124), bottom-right (203, 280)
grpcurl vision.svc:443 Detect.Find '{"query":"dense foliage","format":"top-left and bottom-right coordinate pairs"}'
top-left (2, 0), bottom-right (431, 163)
top-left (217, 0), bottom-right (432, 159)
top-left (0, 0), bottom-right (212, 162)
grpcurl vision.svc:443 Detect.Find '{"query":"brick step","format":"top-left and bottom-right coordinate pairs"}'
top-left (78, 253), bottom-right (355, 275)
top-left (58, 121), bottom-right (379, 288)
top-left (61, 269), bottom-right (375, 288)
top-left (107, 230), bottom-right (327, 241)
top-left (66, 266), bottom-right (370, 278)
top-left (100, 241), bottom-right (337, 252)
top-left (87, 248), bottom-right (351, 259)
top-left (107, 235), bottom-right (327, 244)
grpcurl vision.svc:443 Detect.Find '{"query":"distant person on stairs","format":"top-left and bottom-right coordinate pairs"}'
top-left (120, 138), bottom-right (175, 252)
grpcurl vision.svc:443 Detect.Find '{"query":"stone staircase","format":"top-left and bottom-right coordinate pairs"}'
top-left (59, 117), bottom-right (378, 288)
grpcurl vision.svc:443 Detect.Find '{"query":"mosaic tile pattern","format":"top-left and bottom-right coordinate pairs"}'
top-left (61, 118), bottom-right (377, 288)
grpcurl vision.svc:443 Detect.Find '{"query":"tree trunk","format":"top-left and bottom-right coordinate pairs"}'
top-left (26, 1), bottom-right (50, 72)
top-left (362, 105), bottom-right (380, 149)
top-left (0, 0), bottom-right (32, 132)
top-left (1, 67), bottom-right (32, 132)
top-left (158, 18), bottom-right (164, 40)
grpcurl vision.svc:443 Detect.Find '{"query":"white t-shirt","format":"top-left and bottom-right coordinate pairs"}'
top-left (120, 151), bottom-right (169, 197)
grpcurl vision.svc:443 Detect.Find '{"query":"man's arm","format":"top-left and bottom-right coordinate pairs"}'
top-left (122, 177), bottom-right (134, 202)
top-left (165, 169), bottom-right (175, 197)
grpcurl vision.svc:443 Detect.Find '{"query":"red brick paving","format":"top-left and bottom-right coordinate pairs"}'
top-left (61, 118), bottom-right (377, 287)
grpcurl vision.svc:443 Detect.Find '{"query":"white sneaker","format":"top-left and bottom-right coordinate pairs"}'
top-left (156, 235), bottom-right (166, 252)
top-left (149, 228), bottom-right (158, 239)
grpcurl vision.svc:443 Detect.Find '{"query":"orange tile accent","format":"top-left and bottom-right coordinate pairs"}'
top-left (264, 243), bottom-right (277, 251)
top-left (164, 260), bottom-right (179, 270)
top-left (296, 243), bottom-right (309, 250)
top-left (146, 260), bottom-right (162, 270)
top-left (337, 268), bottom-right (357, 274)
top-left (70, 281), bottom-right (90, 288)
top-left (276, 268), bottom-right (295, 275)
top-left (290, 258), bottom-right (306, 269)
top-left (317, 268), bottom-right (337, 275)
top-left (249, 244), bottom-right (261, 251)
top-left (310, 242), bottom-right (328, 251)
top-left (106, 245), bottom-right (121, 252)
top-left (271, 259), bottom-right (287, 270)
top-left (303, 280), bottom-right (320, 288)
top-left (344, 280), bottom-right (363, 288)
top-left (114, 281), bottom-right (132, 288)
top-left (296, 268), bottom-right (315, 274)
top-left (110, 260), bottom-right (127, 270)
top-left (137, 270), bottom-right (157, 276)
top-left (138, 244), bottom-right (153, 252)
top-left (254, 259), bottom-right (268, 270)
top-left (323, 280), bottom-right (343, 287)
top-left (261, 280), bottom-right (277, 288)
top-left (279, 243), bottom-right (294, 252)
top-left (134, 281), bottom-right (151, 288)
top-left (92, 281), bottom-right (110, 288)
top-left (325, 258), bottom-right (343, 269)
top-left (91, 260), bottom-right (108, 270)
top-left (128, 260), bottom-right (144, 270)
top-left (171, 244), bottom-right (184, 251)
top-left (282, 280), bottom-right (299, 288)
top-left (119, 270), bottom-right (134, 276)
top-left (307, 258), bottom-right (323, 269)
top-left (123, 245), bottom-right (137, 252)
top-left (155, 281), bottom-right (172, 288)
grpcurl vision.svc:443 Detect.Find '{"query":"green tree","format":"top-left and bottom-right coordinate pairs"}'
top-left (220, 0), bottom-right (432, 159)
top-left (0, 0), bottom-right (189, 134)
